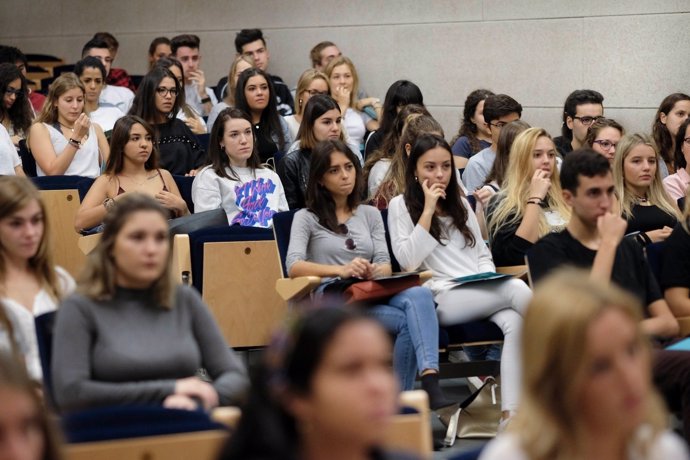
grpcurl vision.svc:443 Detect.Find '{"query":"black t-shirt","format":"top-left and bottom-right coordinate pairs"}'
top-left (486, 196), bottom-right (534, 267)
top-left (529, 229), bottom-right (661, 308)
top-left (660, 223), bottom-right (690, 290)
top-left (155, 119), bottom-right (206, 175)
top-left (553, 135), bottom-right (573, 157)
top-left (626, 203), bottom-right (678, 234)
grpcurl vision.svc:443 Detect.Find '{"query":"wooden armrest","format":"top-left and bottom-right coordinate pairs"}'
top-left (399, 390), bottom-right (429, 414)
top-left (172, 234), bottom-right (191, 285)
top-left (496, 265), bottom-right (528, 280)
top-left (678, 316), bottom-right (690, 337)
top-left (275, 276), bottom-right (322, 301)
top-left (77, 233), bottom-right (101, 255)
top-left (211, 406), bottom-right (242, 429)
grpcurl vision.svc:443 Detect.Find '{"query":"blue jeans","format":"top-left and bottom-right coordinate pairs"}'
top-left (368, 286), bottom-right (439, 391)
top-left (464, 344), bottom-right (503, 361)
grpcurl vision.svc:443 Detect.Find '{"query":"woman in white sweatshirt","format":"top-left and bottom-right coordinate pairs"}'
top-left (387, 133), bottom-right (532, 426)
top-left (192, 107), bottom-right (288, 228)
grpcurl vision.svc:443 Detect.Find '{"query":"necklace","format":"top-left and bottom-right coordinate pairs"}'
top-left (59, 122), bottom-right (75, 131)
top-left (120, 173), bottom-right (153, 187)
top-left (634, 194), bottom-right (648, 203)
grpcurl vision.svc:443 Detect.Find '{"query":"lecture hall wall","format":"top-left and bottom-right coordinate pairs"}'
top-left (2, 0), bottom-right (688, 139)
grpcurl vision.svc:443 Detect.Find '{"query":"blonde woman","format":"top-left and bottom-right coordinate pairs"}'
top-left (613, 133), bottom-right (680, 244)
top-left (283, 69), bottom-right (330, 140)
top-left (28, 73), bottom-right (109, 178)
top-left (480, 269), bottom-right (689, 460)
top-left (486, 128), bottom-right (570, 266)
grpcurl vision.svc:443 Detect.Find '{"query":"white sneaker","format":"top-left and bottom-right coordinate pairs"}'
top-left (448, 349), bottom-right (469, 363)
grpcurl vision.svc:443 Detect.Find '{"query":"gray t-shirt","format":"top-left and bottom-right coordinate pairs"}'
top-left (52, 284), bottom-right (248, 412)
top-left (462, 146), bottom-right (496, 191)
top-left (285, 205), bottom-right (390, 276)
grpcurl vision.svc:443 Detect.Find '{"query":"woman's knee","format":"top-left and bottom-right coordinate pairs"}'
top-left (490, 308), bottom-right (523, 335)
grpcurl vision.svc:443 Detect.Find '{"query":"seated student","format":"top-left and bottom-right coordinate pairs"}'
top-left (652, 93), bottom-right (690, 176)
top-left (585, 117), bottom-right (624, 164)
top-left (285, 139), bottom-right (455, 414)
top-left (0, 124), bottom-right (23, 175)
top-left (156, 57), bottom-right (207, 134)
top-left (234, 29), bottom-right (294, 116)
top-left (0, 62), bottom-right (32, 147)
top-left (93, 32), bottom-right (136, 92)
top-left (308, 41), bottom-right (369, 100)
top-left (193, 108), bottom-right (288, 227)
top-left (28, 73), bottom-right (109, 178)
top-left (450, 89), bottom-right (494, 169)
top-left (388, 134), bottom-right (532, 428)
top-left (235, 68), bottom-right (291, 168)
top-left (486, 128), bottom-right (570, 267)
top-left (283, 69), bottom-right (330, 141)
top-left (170, 34), bottom-right (217, 117)
top-left (480, 269), bottom-right (689, 460)
top-left (325, 56), bottom-right (380, 161)
top-left (0, 177), bottom-right (74, 382)
top-left (218, 308), bottom-right (418, 460)
top-left (365, 104), bottom-right (430, 202)
top-left (527, 149), bottom-right (690, 442)
top-left (278, 94), bottom-right (344, 209)
top-left (82, 37), bottom-right (135, 114)
top-left (128, 66), bottom-right (205, 176)
top-left (462, 94), bottom-right (522, 192)
top-left (663, 190), bottom-right (690, 318)
top-left (363, 80), bottom-right (424, 158)
top-left (148, 37), bottom-right (171, 70)
top-left (74, 57), bottom-right (125, 134)
top-left (53, 194), bottom-right (249, 412)
top-left (75, 115), bottom-right (189, 231)
top-left (0, 45), bottom-right (46, 114)
top-left (0, 352), bottom-right (63, 458)
top-left (370, 112), bottom-right (442, 210)
top-left (613, 133), bottom-right (680, 244)
top-left (552, 89), bottom-right (604, 157)
top-left (663, 118), bottom-right (690, 201)
top-left (206, 55), bottom-right (254, 131)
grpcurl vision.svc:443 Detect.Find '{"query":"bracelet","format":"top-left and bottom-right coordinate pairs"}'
top-left (200, 97), bottom-right (211, 104)
top-left (68, 138), bottom-right (81, 148)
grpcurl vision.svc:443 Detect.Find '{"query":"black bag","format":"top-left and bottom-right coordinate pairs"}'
top-left (168, 209), bottom-right (228, 235)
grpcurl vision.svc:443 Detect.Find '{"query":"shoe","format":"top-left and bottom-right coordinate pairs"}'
top-left (436, 403), bottom-right (461, 447)
top-left (448, 349), bottom-right (469, 363)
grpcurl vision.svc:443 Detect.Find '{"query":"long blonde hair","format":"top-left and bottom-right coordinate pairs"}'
top-left (34, 73), bottom-right (85, 125)
top-left (325, 56), bottom-right (360, 108)
top-left (487, 128), bottom-right (570, 239)
top-left (294, 69), bottom-right (330, 116)
top-left (613, 133), bottom-right (679, 220)
top-left (0, 176), bottom-right (61, 301)
top-left (513, 268), bottom-right (667, 460)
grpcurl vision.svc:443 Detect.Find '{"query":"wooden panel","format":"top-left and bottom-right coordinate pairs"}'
top-left (384, 390), bottom-right (433, 458)
top-left (40, 189), bottom-right (85, 278)
top-left (171, 234), bottom-right (192, 285)
top-left (202, 241), bottom-right (287, 348)
top-left (65, 430), bottom-right (227, 460)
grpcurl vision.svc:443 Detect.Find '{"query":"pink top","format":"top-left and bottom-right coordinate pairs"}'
top-left (663, 167), bottom-right (690, 201)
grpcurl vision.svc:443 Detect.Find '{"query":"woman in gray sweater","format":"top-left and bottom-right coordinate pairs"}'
top-left (52, 194), bottom-right (248, 412)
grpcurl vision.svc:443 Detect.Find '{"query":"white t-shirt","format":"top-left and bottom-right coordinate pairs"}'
top-left (192, 165), bottom-right (289, 228)
top-left (0, 124), bottom-right (21, 175)
top-left (479, 430), bottom-right (689, 460)
top-left (368, 159), bottom-right (391, 197)
top-left (0, 266), bottom-right (75, 381)
top-left (206, 101), bottom-right (231, 132)
top-left (283, 115), bottom-right (300, 140)
top-left (342, 108), bottom-right (369, 164)
top-left (37, 124), bottom-right (101, 178)
top-left (185, 84), bottom-right (218, 116)
top-left (89, 104), bottom-right (124, 133)
top-left (99, 84), bottom-right (134, 114)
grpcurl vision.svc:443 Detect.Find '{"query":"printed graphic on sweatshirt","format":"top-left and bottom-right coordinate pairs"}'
top-left (232, 177), bottom-right (278, 227)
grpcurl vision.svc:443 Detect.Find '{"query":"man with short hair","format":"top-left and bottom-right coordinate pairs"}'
top-left (553, 89), bottom-right (604, 157)
top-left (92, 32), bottom-right (136, 92)
top-left (462, 94), bottom-right (523, 191)
top-left (0, 45), bottom-right (45, 113)
top-left (234, 29), bottom-right (294, 116)
top-left (171, 34), bottom-right (217, 117)
top-left (82, 38), bottom-right (134, 113)
top-left (528, 148), bottom-right (690, 441)
top-left (310, 41), bottom-right (341, 72)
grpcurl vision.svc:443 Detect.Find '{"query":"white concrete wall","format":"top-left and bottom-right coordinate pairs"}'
top-left (2, 0), bottom-right (688, 138)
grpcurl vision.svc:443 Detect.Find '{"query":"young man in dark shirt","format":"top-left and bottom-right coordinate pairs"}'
top-left (553, 90), bottom-right (604, 157)
top-left (530, 149), bottom-right (690, 441)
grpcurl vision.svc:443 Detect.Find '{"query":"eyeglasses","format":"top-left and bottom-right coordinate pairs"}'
top-left (337, 224), bottom-right (357, 251)
top-left (5, 88), bottom-right (23, 97)
top-left (573, 116), bottom-right (603, 126)
top-left (304, 89), bottom-right (328, 97)
top-left (489, 121), bottom-right (508, 129)
top-left (592, 139), bottom-right (617, 150)
top-left (156, 87), bottom-right (178, 97)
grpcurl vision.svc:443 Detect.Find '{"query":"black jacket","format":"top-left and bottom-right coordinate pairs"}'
top-left (277, 148), bottom-right (310, 209)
